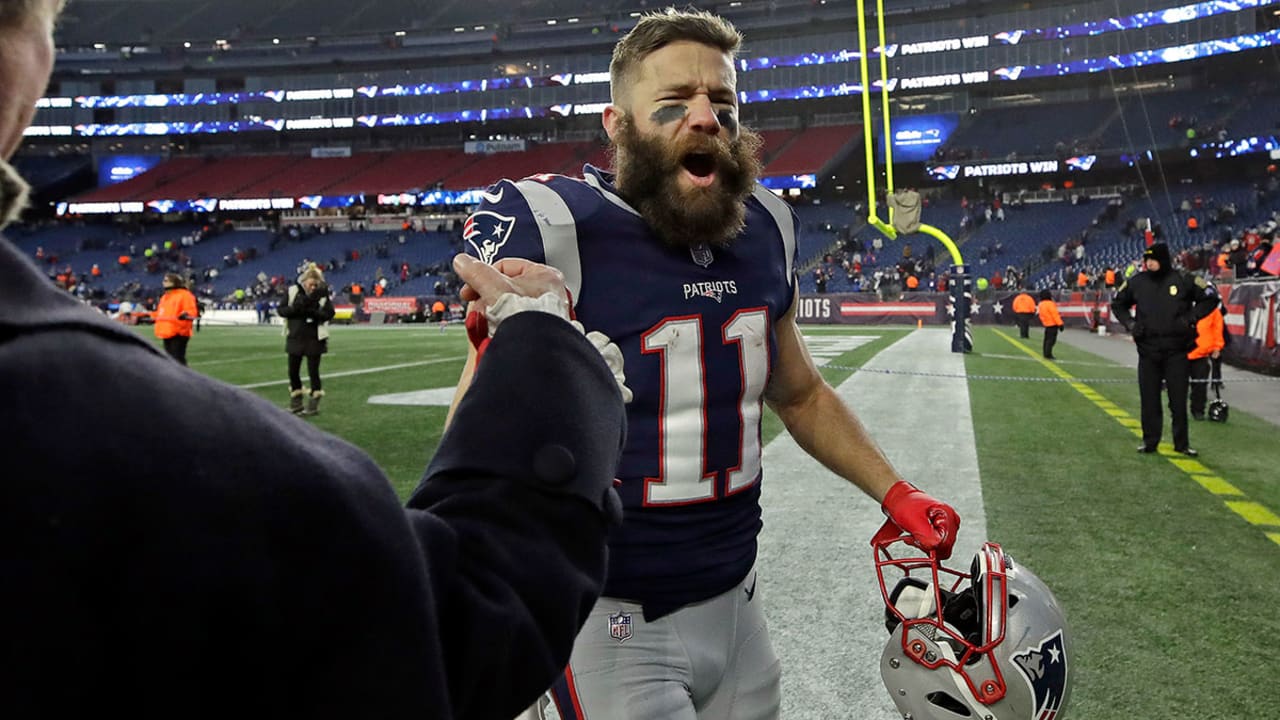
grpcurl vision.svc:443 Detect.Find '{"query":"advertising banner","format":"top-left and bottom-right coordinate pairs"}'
top-left (1220, 281), bottom-right (1280, 374)
top-left (362, 297), bottom-right (420, 315)
top-left (796, 292), bottom-right (1110, 328)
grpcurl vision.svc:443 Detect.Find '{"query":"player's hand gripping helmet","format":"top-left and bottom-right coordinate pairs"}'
top-left (872, 521), bottom-right (1072, 720)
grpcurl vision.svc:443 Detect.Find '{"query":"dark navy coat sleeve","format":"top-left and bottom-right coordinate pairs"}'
top-left (0, 238), bottom-right (625, 720)
top-left (406, 311), bottom-right (627, 719)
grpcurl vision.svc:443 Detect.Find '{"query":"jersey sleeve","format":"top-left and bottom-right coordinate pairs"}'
top-left (462, 179), bottom-right (550, 266)
top-left (785, 206), bottom-right (800, 299)
top-left (750, 185), bottom-right (800, 310)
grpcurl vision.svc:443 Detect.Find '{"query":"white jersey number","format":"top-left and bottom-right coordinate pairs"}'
top-left (640, 309), bottom-right (769, 505)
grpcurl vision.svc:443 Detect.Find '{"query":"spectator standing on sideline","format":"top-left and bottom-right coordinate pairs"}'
top-left (450, 9), bottom-right (960, 719)
top-left (1188, 295), bottom-right (1226, 421)
top-left (153, 272), bottom-right (198, 365)
top-left (1111, 243), bottom-right (1217, 456)
top-left (432, 298), bottom-right (447, 331)
top-left (0, 2), bottom-right (628, 716)
top-left (1037, 289), bottom-right (1064, 359)
top-left (1012, 288), bottom-right (1036, 338)
top-left (278, 264), bottom-right (335, 415)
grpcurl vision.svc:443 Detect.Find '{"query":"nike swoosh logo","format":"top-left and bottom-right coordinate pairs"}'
top-left (744, 575), bottom-right (757, 602)
top-left (481, 187), bottom-right (503, 204)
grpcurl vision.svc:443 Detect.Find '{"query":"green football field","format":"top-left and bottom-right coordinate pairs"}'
top-left (136, 322), bottom-right (1279, 719)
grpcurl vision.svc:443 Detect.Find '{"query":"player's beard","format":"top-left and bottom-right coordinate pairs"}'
top-left (610, 114), bottom-right (762, 250)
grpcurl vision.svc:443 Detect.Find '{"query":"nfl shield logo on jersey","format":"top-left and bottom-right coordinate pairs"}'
top-left (690, 242), bottom-right (714, 268)
top-left (608, 611), bottom-right (633, 643)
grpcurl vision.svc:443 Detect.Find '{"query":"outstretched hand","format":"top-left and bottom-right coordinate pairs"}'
top-left (454, 254), bottom-right (567, 315)
top-left (455, 254), bottom-right (572, 364)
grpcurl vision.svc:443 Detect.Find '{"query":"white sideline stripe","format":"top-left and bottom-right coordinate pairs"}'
top-left (759, 328), bottom-right (987, 719)
top-left (236, 356), bottom-right (465, 389)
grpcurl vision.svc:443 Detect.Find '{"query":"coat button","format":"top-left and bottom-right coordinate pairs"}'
top-left (533, 444), bottom-right (575, 487)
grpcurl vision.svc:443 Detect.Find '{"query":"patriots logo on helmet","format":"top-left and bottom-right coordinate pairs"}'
top-left (463, 211), bottom-right (516, 265)
top-left (1013, 630), bottom-right (1068, 720)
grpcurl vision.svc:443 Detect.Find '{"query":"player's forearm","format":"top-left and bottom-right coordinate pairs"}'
top-left (770, 384), bottom-right (900, 503)
top-left (444, 350), bottom-right (477, 428)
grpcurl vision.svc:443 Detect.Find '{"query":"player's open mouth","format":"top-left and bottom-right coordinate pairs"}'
top-left (681, 153), bottom-right (717, 187)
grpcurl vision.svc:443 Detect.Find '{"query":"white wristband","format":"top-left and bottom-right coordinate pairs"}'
top-left (483, 291), bottom-right (570, 332)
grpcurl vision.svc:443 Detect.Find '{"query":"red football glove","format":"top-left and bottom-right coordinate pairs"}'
top-left (463, 287), bottom-right (576, 368)
top-left (878, 480), bottom-right (960, 560)
top-left (464, 309), bottom-right (492, 365)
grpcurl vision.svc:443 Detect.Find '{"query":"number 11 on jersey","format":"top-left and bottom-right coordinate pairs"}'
top-left (641, 309), bottom-right (769, 505)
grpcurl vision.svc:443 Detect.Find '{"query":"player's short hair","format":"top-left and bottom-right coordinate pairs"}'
top-left (609, 8), bottom-right (742, 104)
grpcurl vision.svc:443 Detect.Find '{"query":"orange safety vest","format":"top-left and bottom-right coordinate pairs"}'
top-left (1012, 293), bottom-right (1036, 314)
top-left (153, 288), bottom-right (198, 339)
top-left (1038, 298), bottom-right (1063, 327)
top-left (1104, 269), bottom-right (1116, 286)
top-left (905, 275), bottom-right (919, 289)
top-left (1076, 272), bottom-right (1088, 287)
top-left (432, 300), bottom-right (446, 313)
top-left (1188, 308), bottom-right (1225, 360)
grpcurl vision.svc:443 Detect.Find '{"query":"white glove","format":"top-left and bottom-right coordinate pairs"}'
top-left (483, 290), bottom-right (570, 329)
top-left (574, 321), bottom-right (634, 404)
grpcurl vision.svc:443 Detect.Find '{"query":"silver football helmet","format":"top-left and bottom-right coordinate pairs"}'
top-left (873, 522), bottom-right (1072, 720)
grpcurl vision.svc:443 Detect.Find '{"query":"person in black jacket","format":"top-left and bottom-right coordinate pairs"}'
top-left (0, 9), bottom-right (628, 706)
top-left (1111, 243), bottom-right (1218, 456)
top-left (278, 264), bottom-right (336, 415)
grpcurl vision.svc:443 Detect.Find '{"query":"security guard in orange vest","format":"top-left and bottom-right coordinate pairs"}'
top-left (1012, 289), bottom-right (1036, 338)
top-left (1037, 290), bottom-right (1064, 359)
top-left (153, 273), bottom-right (198, 365)
top-left (1188, 301), bottom-right (1226, 421)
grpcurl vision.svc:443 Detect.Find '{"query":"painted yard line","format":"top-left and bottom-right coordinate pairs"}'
top-left (1191, 475), bottom-right (1243, 496)
top-left (194, 344), bottom-right (459, 367)
top-left (1224, 501), bottom-right (1280, 527)
top-left (236, 356), bottom-right (465, 389)
top-left (994, 329), bottom-right (1280, 549)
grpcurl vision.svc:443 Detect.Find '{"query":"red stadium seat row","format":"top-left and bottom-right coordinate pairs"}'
top-left (73, 127), bottom-right (859, 204)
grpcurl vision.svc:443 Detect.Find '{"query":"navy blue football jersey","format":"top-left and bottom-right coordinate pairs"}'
top-left (464, 165), bottom-right (798, 615)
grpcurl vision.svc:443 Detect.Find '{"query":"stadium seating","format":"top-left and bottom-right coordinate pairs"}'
top-left (66, 126), bottom-right (861, 207)
top-left (765, 125), bottom-right (858, 177)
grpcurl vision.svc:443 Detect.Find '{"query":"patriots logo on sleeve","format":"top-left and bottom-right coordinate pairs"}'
top-left (1012, 630), bottom-right (1068, 720)
top-left (463, 210), bottom-right (517, 265)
